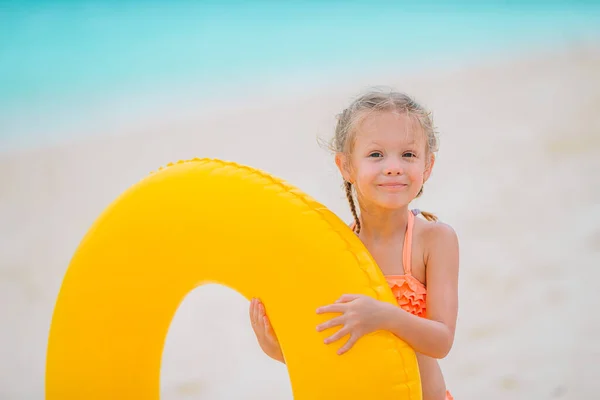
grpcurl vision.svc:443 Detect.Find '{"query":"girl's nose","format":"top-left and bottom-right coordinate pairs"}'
top-left (384, 162), bottom-right (403, 175)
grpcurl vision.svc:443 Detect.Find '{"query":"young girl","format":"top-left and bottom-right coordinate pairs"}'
top-left (249, 90), bottom-right (459, 400)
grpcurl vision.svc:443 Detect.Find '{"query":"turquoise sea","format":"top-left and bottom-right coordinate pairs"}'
top-left (1, 1), bottom-right (599, 150)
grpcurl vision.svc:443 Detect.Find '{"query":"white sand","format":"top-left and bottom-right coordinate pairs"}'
top-left (1, 43), bottom-right (599, 399)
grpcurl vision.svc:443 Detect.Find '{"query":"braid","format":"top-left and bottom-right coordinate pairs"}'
top-left (415, 185), bottom-right (438, 222)
top-left (420, 211), bottom-right (438, 222)
top-left (344, 181), bottom-right (361, 234)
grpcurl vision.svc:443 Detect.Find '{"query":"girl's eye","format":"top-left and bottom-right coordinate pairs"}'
top-left (368, 152), bottom-right (383, 158)
top-left (403, 152), bottom-right (416, 158)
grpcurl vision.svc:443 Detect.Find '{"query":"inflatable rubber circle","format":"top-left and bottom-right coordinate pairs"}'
top-left (45, 158), bottom-right (422, 399)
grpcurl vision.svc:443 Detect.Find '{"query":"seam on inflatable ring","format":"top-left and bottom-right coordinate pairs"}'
top-left (148, 157), bottom-right (417, 399)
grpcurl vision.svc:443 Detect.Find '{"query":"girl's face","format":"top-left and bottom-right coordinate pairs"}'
top-left (336, 110), bottom-right (434, 211)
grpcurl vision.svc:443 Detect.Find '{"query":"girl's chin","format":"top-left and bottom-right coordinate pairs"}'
top-left (358, 192), bottom-right (414, 211)
top-left (371, 199), bottom-right (412, 211)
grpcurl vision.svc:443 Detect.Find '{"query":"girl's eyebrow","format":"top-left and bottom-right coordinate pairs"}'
top-left (366, 139), bottom-right (419, 148)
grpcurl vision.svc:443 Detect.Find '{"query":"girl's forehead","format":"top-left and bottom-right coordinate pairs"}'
top-left (354, 111), bottom-right (425, 145)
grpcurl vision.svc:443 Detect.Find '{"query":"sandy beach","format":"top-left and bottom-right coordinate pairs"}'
top-left (1, 43), bottom-right (599, 399)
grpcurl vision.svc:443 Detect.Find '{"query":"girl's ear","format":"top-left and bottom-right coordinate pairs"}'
top-left (335, 152), bottom-right (352, 183)
top-left (423, 153), bottom-right (435, 183)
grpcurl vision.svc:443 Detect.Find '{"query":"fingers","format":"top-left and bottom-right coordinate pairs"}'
top-left (316, 303), bottom-right (346, 314)
top-left (249, 299), bottom-right (256, 330)
top-left (318, 294), bottom-right (362, 313)
top-left (337, 334), bottom-right (358, 355)
top-left (250, 298), bottom-right (264, 332)
top-left (250, 298), bottom-right (276, 336)
top-left (263, 315), bottom-right (277, 340)
top-left (260, 306), bottom-right (279, 340)
top-left (259, 301), bottom-right (269, 330)
top-left (335, 294), bottom-right (361, 303)
top-left (316, 315), bottom-right (344, 332)
top-left (323, 326), bottom-right (350, 344)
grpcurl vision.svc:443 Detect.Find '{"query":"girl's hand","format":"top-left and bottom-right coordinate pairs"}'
top-left (249, 298), bottom-right (285, 363)
top-left (316, 294), bottom-right (390, 355)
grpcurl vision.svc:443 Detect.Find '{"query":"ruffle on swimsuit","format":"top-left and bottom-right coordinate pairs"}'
top-left (385, 274), bottom-right (427, 318)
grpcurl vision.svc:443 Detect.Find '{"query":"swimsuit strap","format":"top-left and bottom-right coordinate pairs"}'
top-left (402, 209), bottom-right (418, 276)
top-left (350, 208), bottom-right (419, 276)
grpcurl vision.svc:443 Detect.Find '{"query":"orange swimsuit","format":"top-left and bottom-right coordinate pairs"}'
top-left (353, 209), bottom-right (454, 400)
top-left (384, 209), bottom-right (428, 317)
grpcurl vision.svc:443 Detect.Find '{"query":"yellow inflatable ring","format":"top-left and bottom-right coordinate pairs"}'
top-left (46, 158), bottom-right (421, 399)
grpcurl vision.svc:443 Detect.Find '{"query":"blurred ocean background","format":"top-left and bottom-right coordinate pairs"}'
top-left (1, 1), bottom-right (599, 399)
top-left (2, 1), bottom-right (600, 150)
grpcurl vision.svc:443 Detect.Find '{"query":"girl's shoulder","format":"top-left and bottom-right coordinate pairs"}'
top-left (414, 214), bottom-right (459, 251)
top-left (413, 214), bottom-right (459, 283)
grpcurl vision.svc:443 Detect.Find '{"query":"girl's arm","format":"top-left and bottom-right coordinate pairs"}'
top-left (379, 222), bottom-right (459, 359)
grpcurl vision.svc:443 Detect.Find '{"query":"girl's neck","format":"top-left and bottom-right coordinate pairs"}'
top-left (357, 205), bottom-right (409, 241)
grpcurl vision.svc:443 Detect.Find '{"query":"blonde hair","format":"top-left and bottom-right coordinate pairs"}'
top-left (331, 89), bottom-right (439, 233)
